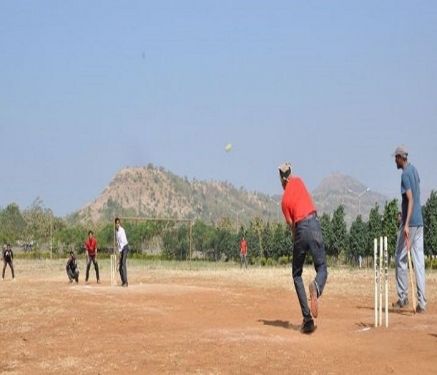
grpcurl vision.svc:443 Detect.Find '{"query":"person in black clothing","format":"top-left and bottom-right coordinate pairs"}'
top-left (2, 244), bottom-right (15, 280)
top-left (66, 251), bottom-right (79, 283)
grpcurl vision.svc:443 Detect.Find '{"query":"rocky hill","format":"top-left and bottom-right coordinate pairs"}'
top-left (72, 166), bottom-right (390, 226)
top-left (72, 165), bottom-right (280, 225)
top-left (312, 173), bottom-right (389, 225)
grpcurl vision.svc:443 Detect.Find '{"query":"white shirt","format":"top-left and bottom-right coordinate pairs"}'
top-left (116, 226), bottom-right (128, 252)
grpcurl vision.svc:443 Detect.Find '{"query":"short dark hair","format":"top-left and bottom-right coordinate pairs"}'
top-left (279, 168), bottom-right (291, 182)
top-left (88, 230), bottom-right (94, 235)
top-left (115, 217), bottom-right (120, 224)
top-left (70, 251), bottom-right (74, 255)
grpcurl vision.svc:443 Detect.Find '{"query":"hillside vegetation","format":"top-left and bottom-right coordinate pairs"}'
top-left (72, 166), bottom-right (389, 227)
top-left (72, 164), bottom-right (280, 225)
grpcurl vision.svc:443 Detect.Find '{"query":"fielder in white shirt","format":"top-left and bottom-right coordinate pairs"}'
top-left (115, 217), bottom-right (129, 287)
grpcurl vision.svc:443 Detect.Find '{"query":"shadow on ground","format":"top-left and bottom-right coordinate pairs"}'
top-left (258, 319), bottom-right (300, 331)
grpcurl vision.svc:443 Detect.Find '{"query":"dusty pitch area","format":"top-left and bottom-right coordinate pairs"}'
top-left (1, 259), bottom-right (436, 374)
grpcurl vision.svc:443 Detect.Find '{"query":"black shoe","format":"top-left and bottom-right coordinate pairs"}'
top-left (301, 319), bottom-right (316, 334)
top-left (122, 282), bottom-right (128, 287)
top-left (392, 298), bottom-right (408, 309)
top-left (416, 304), bottom-right (426, 314)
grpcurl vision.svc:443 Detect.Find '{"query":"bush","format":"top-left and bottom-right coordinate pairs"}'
top-left (130, 253), bottom-right (166, 261)
top-left (15, 251), bottom-right (52, 259)
top-left (425, 257), bottom-right (437, 269)
top-left (278, 256), bottom-right (290, 265)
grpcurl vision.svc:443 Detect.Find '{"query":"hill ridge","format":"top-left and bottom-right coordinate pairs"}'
top-left (72, 166), bottom-right (390, 226)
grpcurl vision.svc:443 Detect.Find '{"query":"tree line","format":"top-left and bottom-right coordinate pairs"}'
top-left (1, 192), bottom-right (437, 266)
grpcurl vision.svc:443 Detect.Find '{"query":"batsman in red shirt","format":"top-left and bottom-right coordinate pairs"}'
top-left (279, 162), bottom-right (328, 334)
top-left (85, 230), bottom-right (100, 283)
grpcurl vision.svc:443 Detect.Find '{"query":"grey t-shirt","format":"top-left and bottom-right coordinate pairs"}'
top-left (401, 163), bottom-right (423, 227)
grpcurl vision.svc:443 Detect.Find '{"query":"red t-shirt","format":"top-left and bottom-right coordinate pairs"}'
top-left (85, 237), bottom-right (97, 256)
top-left (240, 239), bottom-right (248, 255)
top-left (281, 176), bottom-right (316, 225)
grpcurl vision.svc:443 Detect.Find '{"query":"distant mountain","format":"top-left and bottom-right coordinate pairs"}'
top-left (71, 165), bottom-right (280, 225)
top-left (312, 173), bottom-right (390, 225)
top-left (71, 166), bottom-right (391, 227)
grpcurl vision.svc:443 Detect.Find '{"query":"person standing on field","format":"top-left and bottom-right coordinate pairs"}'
top-left (66, 251), bottom-right (79, 283)
top-left (2, 244), bottom-right (15, 280)
top-left (85, 231), bottom-right (100, 283)
top-left (240, 236), bottom-right (248, 269)
top-left (392, 146), bottom-right (426, 313)
top-left (115, 217), bottom-right (129, 287)
top-left (278, 162), bottom-right (328, 334)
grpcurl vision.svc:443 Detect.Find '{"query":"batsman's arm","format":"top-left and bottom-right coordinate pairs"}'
top-left (286, 220), bottom-right (296, 239)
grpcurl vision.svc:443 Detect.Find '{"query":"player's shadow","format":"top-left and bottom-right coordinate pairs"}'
top-left (257, 319), bottom-right (300, 331)
top-left (430, 334), bottom-right (437, 339)
top-left (355, 322), bottom-right (372, 329)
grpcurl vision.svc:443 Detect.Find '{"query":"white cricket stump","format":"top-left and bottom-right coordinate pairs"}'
top-left (110, 254), bottom-right (117, 286)
top-left (374, 236), bottom-right (389, 328)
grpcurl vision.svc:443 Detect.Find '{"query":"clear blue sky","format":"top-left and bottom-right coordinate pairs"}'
top-left (1, 1), bottom-right (436, 216)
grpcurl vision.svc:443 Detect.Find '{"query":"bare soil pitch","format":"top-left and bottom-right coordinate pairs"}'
top-left (1, 259), bottom-right (436, 374)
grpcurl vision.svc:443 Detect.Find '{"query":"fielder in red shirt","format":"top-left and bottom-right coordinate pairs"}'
top-left (85, 230), bottom-right (100, 283)
top-left (279, 162), bottom-right (328, 334)
top-left (239, 237), bottom-right (248, 269)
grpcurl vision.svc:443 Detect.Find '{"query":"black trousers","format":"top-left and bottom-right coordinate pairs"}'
top-left (86, 256), bottom-right (100, 281)
top-left (2, 260), bottom-right (14, 279)
top-left (292, 216), bottom-right (328, 321)
top-left (119, 245), bottom-right (129, 285)
top-left (66, 266), bottom-right (79, 282)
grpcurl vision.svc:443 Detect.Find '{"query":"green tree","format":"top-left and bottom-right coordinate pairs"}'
top-left (424, 191), bottom-right (437, 256)
top-left (23, 198), bottom-right (54, 249)
top-left (0, 203), bottom-right (27, 244)
top-left (162, 224), bottom-right (190, 260)
top-left (269, 223), bottom-right (292, 260)
top-left (97, 223), bottom-right (116, 253)
top-left (193, 220), bottom-right (217, 259)
top-left (367, 204), bottom-right (383, 258)
top-left (348, 215), bottom-right (368, 265)
top-left (212, 218), bottom-right (236, 261)
top-left (55, 224), bottom-right (86, 255)
top-left (261, 222), bottom-right (274, 259)
top-left (319, 213), bottom-right (333, 256)
top-left (382, 199), bottom-right (399, 259)
top-left (331, 205), bottom-right (347, 260)
top-left (245, 218), bottom-right (264, 259)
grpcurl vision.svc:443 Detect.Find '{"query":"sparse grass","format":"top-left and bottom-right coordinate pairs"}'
top-left (8, 259), bottom-right (437, 299)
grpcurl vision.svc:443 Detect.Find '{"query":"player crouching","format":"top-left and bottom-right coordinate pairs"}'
top-left (66, 251), bottom-right (79, 283)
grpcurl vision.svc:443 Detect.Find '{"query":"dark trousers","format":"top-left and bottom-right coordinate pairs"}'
top-left (240, 253), bottom-right (248, 268)
top-left (292, 216), bottom-right (328, 321)
top-left (86, 256), bottom-right (100, 282)
top-left (66, 267), bottom-right (79, 282)
top-left (2, 260), bottom-right (14, 279)
top-left (119, 245), bottom-right (129, 285)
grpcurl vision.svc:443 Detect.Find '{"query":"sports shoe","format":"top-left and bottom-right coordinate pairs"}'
top-left (309, 281), bottom-right (319, 318)
top-left (301, 319), bottom-right (316, 334)
top-left (416, 304), bottom-right (426, 314)
top-left (392, 298), bottom-right (408, 309)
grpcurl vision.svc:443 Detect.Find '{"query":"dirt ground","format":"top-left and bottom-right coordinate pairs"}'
top-left (1, 259), bottom-right (436, 375)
